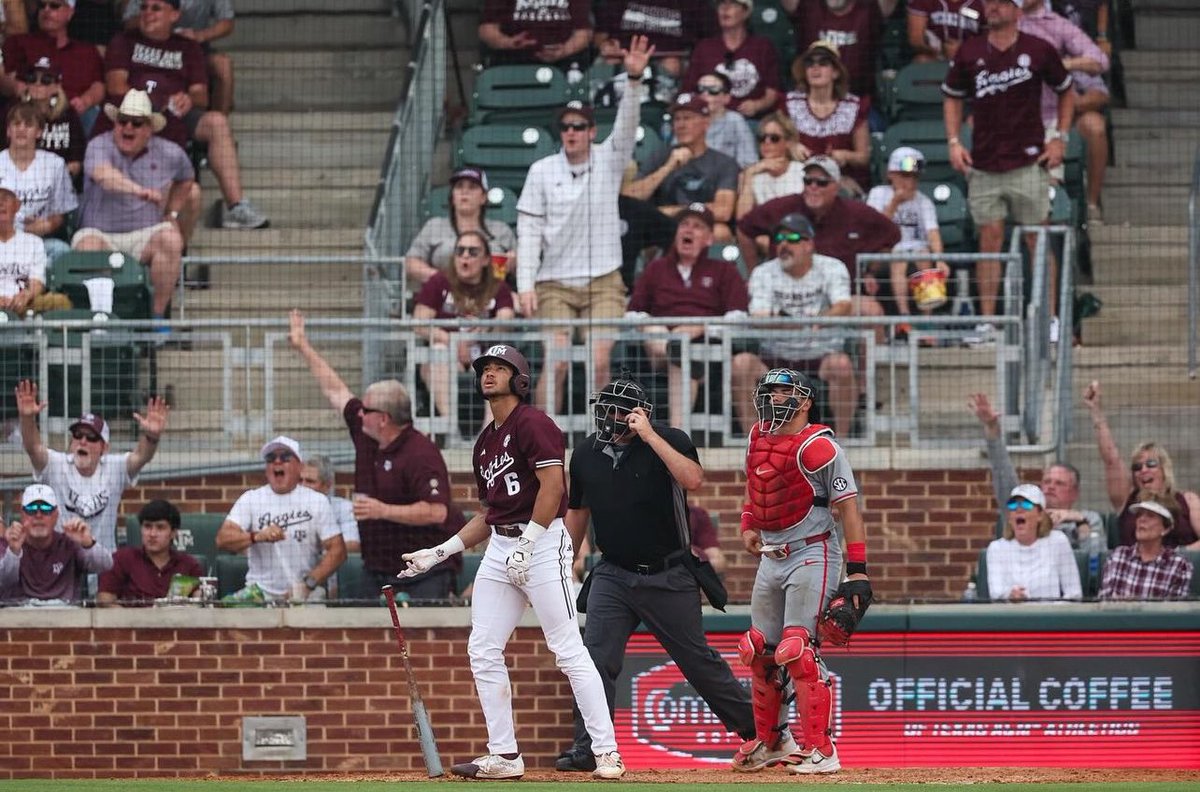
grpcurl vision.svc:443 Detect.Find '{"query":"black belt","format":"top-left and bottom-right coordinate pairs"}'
top-left (761, 530), bottom-right (833, 560)
top-left (491, 524), bottom-right (523, 538)
top-left (603, 550), bottom-right (687, 576)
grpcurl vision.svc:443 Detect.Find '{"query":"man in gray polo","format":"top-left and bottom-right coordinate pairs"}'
top-left (72, 89), bottom-right (199, 322)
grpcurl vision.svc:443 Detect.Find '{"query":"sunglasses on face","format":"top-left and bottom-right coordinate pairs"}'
top-left (455, 245), bottom-right (483, 257)
top-left (774, 231), bottom-right (810, 243)
top-left (117, 115), bottom-right (149, 128)
top-left (696, 84), bottom-right (725, 95)
top-left (22, 502), bottom-right (55, 514)
top-left (758, 132), bottom-right (785, 144)
top-left (1131, 459), bottom-right (1161, 473)
top-left (264, 452), bottom-right (295, 463)
top-left (71, 429), bottom-right (102, 442)
top-left (805, 56), bottom-right (834, 69)
top-left (38, 1), bottom-right (65, 10)
top-left (360, 406), bottom-right (386, 415)
top-left (803, 177), bottom-right (833, 187)
top-left (1006, 499), bottom-right (1037, 512)
top-left (559, 121), bottom-right (590, 132)
top-left (23, 73), bottom-right (58, 86)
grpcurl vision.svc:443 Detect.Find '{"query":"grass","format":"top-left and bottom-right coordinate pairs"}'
top-left (0, 783), bottom-right (1196, 792)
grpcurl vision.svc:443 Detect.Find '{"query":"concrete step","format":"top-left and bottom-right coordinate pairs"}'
top-left (237, 0), bottom-right (394, 14)
top-left (1123, 81), bottom-right (1200, 111)
top-left (1110, 107), bottom-right (1200, 131)
top-left (200, 187), bottom-right (374, 228)
top-left (225, 167), bottom-right (379, 191)
top-left (227, 128), bottom-right (391, 170)
top-left (1113, 131), bottom-right (1200, 166)
top-left (1132, 4), bottom-right (1200, 50)
top-left (1082, 294), bottom-right (1188, 347)
top-left (229, 111), bottom-right (394, 133)
top-left (1105, 167), bottom-right (1188, 188)
top-left (1089, 225), bottom-right (1186, 246)
top-left (1089, 244), bottom-right (1186, 285)
top-left (182, 285), bottom-right (363, 315)
top-left (188, 228), bottom-right (366, 256)
top-left (1118, 50), bottom-right (1200, 71)
top-left (234, 58), bottom-right (404, 110)
top-left (224, 14), bottom-right (405, 51)
top-left (1099, 187), bottom-right (1189, 226)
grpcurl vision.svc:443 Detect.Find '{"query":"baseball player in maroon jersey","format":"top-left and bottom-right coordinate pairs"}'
top-left (734, 368), bottom-right (871, 774)
top-left (398, 344), bottom-right (625, 781)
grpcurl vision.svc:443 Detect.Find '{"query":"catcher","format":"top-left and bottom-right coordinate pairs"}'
top-left (734, 368), bottom-right (872, 775)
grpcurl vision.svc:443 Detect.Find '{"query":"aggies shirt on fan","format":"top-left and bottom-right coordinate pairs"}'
top-left (474, 401), bottom-right (568, 526)
top-left (593, 0), bottom-right (715, 54)
top-left (792, 0), bottom-right (883, 97)
top-left (226, 483), bottom-right (338, 598)
top-left (682, 35), bottom-right (781, 114)
top-left (907, 0), bottom-right (986, 50)
top-left (941, 32), bottom-right (1071, 173)
top-left (101, 30), bottom-right (207, 146)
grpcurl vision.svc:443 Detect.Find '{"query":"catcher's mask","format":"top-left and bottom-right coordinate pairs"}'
top-left (754, 368), bottom-right (814, 434)
top-left (590, 376), bottom-right (652, 448)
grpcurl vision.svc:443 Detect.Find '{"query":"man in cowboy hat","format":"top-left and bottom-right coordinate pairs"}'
top-left (71, 89), bottom-right (200, 322)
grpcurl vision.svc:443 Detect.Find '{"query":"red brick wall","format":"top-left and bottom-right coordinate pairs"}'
top-left (120, 467), bottom-right (1020, 602)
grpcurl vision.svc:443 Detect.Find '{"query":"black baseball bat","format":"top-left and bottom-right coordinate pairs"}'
top-left (382, 585), bottom-right (445, 777)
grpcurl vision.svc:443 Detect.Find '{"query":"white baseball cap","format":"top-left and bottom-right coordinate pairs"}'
top-left (21, 484), bottom-right (58, 509)
top-left (1129, 500), bottom-right (1174, 526)
top-left (1008, 483), bottom-right (1046, 508)
top-left (887, 146), bottom-right (926, 174)
top-left (260, 436), bottom-right (303, 462)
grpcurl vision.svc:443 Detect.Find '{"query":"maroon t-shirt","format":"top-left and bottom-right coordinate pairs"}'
top-left (2, 33), bottom-right (103, 101)
top-left (688, 504), bottom-right (718, 553)
top-left (594, 0), bottom-right (716, 53)
top-left (942, 31), bottom-right (1071, 173)
top-left (473, 401), bottom-right (568, 525)
top-left (793, 0), bottom-right (883, 98)
top-left (628, 254), bottom-right (749, 317)
top-left (414, 271), bottom-right (515, 320)
top-left (682, 34), bottom-right (781, 115)
top-left (99, 30), bottom-right (207, 147)
top-left (739, 195), bottom-right (900, 285)
top-left (907, 0), bottom-right (987, 47)
top-left (98, 546), bottom-right (204, 605)
top-left (4, 533), bottom-right (109, 602)
top-left (343, 398), bottom-right (453, 574)
top-left (782, 90), bottom-right (871, 189)
top-left (481, 0), bottom-right (590, 48)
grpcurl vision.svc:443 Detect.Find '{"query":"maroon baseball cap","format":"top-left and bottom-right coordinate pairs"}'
top-left (555, 100), bottom-right (595, 126)
top-left (669, 92), bottom-right (710, 117)
top-left (676, 202), bottom-right (715, 229)
top-left (70, 413), bottom-right (109, 443)
top-left (450, 167), bottom-right (489, 191)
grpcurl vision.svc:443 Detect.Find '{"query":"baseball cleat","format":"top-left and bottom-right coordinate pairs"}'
top-left (788, 745), bottom-right (840, 774)
top-left (449, 753), bottom-right (524, 780)
top-left (592, 750), bottom-right (626, 779)
top-left (555, 747), bottom-right (597, 772)
top-left (731, 732), bottom-right (799, 772)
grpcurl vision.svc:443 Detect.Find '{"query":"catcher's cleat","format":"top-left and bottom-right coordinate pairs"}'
top-left (731, 732), bottom-right (799, 772)
top-left (788, 745), bottom-right (841, 775)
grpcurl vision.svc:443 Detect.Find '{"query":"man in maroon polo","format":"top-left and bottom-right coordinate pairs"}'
top-left (288, 310), bottom-right (458, 601)
top-left (1, 0), bottom-right (105, 130)
top-left (97, 499), bottom-right (204, 606)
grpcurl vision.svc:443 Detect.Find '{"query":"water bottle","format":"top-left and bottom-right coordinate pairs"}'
top-left (1085, 528), bottom-right (1105, 598)
top-left (962, 579), bottom-right (978, 603)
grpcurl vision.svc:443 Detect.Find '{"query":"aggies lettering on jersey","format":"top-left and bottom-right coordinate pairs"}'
top-left (473, 402), bottom-right (568, 525)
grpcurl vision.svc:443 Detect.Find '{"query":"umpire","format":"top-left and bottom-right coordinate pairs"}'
top-left (556, 375), bottom-right (755, 771)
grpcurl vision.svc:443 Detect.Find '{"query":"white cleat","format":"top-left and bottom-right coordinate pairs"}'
top-left (788, 745), bottom-right (841, 774)
top-left (592, 750), bottom-right (626, 779)
top-left (449, 753), bottom-right (525, 780)
top-left (731, 732), bottom-right (799, 772)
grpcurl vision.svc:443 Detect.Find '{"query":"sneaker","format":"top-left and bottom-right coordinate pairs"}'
top-left (449, 753), bottom-right (524, 780)
top-left (731, 732), bottom-right (800, 772)
top-left (788, 745), bottom-right (841, 775)
top-left (963, 322), bottom-right (997, 348)
top-left (592, 751), bottom-right (625, 780)
top-left (1087, 203), bottom-right (1102, 225)
top-left (1049, 316), bottom-right (1060, 345)
top-left (221, 199), bottom-right (270, 229)
top-left (554, 748), bottom-right (596, 772)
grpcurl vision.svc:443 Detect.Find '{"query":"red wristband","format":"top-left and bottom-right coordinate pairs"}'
top-left (847, 542), bottom-right (867, 564)
top-left (740, 510), bottom-right (754, 533)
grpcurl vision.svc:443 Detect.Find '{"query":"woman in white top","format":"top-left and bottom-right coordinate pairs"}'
top-left (986, 484), bottom-right (1083, 602)
top-left (734, 111), bottom-right (807, 220)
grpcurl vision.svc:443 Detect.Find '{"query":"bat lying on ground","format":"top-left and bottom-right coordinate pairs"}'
top-left (382, 584), bottom-right (444, 777)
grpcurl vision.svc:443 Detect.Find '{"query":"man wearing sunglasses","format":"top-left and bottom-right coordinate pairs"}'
top-left (698, 72), bottom-right (758, 168)
top-left (16, 379), bottom-right (170, 552)
top-left (0, 484), bottom-right (113, 604)
top-left (1, 0), bottom-right (105, 133)
top-left (215, 437), bottom-right (345, 603)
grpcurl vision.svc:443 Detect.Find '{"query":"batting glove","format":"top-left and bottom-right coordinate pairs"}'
top-left (505, 537), bottom-right (534, 586)
top-left (400, 535), bottom-right (465, 578)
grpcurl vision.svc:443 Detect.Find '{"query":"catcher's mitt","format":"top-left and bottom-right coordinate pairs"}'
top-left (817, 579), bottom-right (873, 647)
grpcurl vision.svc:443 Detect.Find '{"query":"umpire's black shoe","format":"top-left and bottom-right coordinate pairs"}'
top-left (555, 747), bottom-right (597, 772)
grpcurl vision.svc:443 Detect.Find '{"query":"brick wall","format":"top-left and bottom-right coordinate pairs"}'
top-left (120, 467), bottom-right (1022, 602)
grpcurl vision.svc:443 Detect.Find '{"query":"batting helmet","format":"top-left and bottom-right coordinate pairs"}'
top-left (753, 368), bottom-right (814, 434)
top-left (590, 375), bottom-right (653, 448)
top-left (472, 344), bottom-right (532, 399)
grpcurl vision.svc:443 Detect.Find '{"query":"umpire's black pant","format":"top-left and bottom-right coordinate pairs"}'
top-left (568, 560), bottom-right (754, 752)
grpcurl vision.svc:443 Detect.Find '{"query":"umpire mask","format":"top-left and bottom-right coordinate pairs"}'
top-left (754, 368), bottom-right (814, 434)
top-left (590, 376), bottom-right (653, 449)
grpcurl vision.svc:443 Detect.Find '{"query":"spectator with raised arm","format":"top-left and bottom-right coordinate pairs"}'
top-left (1098, 494), bottom-right (1194, 601)
top-left (16, 378), bottom-right (169, 551)
top-left (682, 0), bottom-right (781, 119)
top-left (97, 499), bottom-right (205, 606)
top-left (985, 483), bottom-right (1082, 601)
top-left (1083, 381), bottom-right (1200, 549)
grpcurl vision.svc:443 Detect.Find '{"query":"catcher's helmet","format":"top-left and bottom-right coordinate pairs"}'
top-left (590, 375), bottom-right (653, 448)
top-left (472, 344), bottom-right (532, 399)
top-left (753, 368), bottom-right (814, 433)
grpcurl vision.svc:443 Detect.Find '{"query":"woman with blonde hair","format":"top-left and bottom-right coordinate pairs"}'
top-left (1084, 381), bottom-right (1200, 549)
top-left (781, 40), bottom-right (870, 195)
top-left (733, 111), bottom-right (807, 219)
top-left (985, 484), bottom-right (1082, 601)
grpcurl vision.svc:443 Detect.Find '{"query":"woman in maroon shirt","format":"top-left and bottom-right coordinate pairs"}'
top-left (413, 230), bottom-right (516, 430)
top-left (781, 41), bottom-right (870, 195)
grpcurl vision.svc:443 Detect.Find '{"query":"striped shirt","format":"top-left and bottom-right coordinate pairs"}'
top-left (1098, 545), bottom-right (1193, 601)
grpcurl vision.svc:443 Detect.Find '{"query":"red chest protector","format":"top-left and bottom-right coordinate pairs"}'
top-left (743, 422), bottom-right (836, 533)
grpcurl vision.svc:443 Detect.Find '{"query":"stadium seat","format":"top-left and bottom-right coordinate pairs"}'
top-left (975, 549), bottom-right (990, 601)
top-left (457, 552), bottom-right (483, 596)
top-left (177, 513), bottom-right (225, 561)
top-left (595, 122), bottom-right (663, 173)
top-left (47, 251), bottom-right (151, 320)
top-left (423, 183), bottom-right (518, 227)
top-left (213, 553), bottom-right (248, 597)
top-left (879, 120), bottom-right (971, 188)
top-left (749, 1), bottom-right (798, 88)
top-left (1182, 550), bottom-right (1200, 597)
top-left (707, 242), bottom-right (749, 279)
top-left (891, 61), bottom-right (949, 122)
top-left (40, 308), bottom-right (143, 418)
top-left (469, 64), bottom-right (576, 127)
top-left (455, 124), bottom-right (557, 193)
top-left (919, 181), bottom-right (973, 252)
top-left (332, 553), bottom-right (369, 603)
top-left (878, 12), bottom-right (913, 73)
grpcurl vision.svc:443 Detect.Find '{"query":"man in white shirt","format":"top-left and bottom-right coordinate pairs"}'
top-left (216, 436), bottom-right (346, 602)
top-left (0, 188), bottom-right (48, 316)
top-left (16, 379), bottom-right (169, 550)
top-left (0, 103), bottom-right (78, 263)
top-left (731, 212), bottom-right (857, 437)
top-left (300, 453), bottom-right (359, 553)
top-left (516, 35), bottom-right (653, 413)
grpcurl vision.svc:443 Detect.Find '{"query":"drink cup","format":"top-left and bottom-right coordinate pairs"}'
top-left (909, 269), bottom-right (948, 311)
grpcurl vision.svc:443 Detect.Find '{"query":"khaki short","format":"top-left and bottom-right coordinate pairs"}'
top-left (967, 163), bottom-right (1050, 227)
top-left (72, 222), bottom-right (175, 262)
top-left (535, 269), bottom-right (626, 325)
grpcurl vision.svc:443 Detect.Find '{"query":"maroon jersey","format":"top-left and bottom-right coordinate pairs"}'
top-left (100, 30), bottom-right (207, 147)
top-left (682, 35), bottom-right (781, 114)
top-left (782, 90), bottom-right (871, 188)
top-left (738, 194), bottom-right (900, 286)
top-left (793, 0), bottom-right (883, 98)
top-left (2, 33), bottom-right (103, 102)
top-left (473, 401), bottom-right (567, 525)
top-left (594, 0), bottom-right (716, 54)
top-left (414, 271), bottom-right (515, 320)
top-left (942, 31), bottom-right (1071, 173)
top-left (99, 546), bottom-right (204, 605)
top-left (628, 254), bottom-right (749, 317)
top-left (908, 0), bottom-right (986, 47)
top-left (481, 0), bottom-right (590, 48)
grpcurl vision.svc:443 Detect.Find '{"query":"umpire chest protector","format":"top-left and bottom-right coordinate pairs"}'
top-left (744, 422), bottom-right (834, 532)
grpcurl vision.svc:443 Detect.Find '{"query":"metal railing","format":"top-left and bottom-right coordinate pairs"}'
top-left (1189, 144), bottom-right (1199, 379)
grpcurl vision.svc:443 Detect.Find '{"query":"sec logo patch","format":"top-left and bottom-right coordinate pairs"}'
top-left (832, 477), bottom-right (848, 492)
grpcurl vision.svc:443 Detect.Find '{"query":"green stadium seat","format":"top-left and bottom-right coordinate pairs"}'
top-left (707, 242), bottom-right (749, 279)
top-left (595, 121), bottom-right (663, 173)
top-left (457, 552), bottom-right (483, 596)
top-left (975, 548), bottom-right (990, 601)
top-left (332, 553), bottom-right (370, 604)
top-left (919, 181), bottom-right (973, 252)
top-left (748, 1), bottom-right (798, 88)
top-left (1048, 183), bottom-right (1075, 226)
top-left (39, 308), bottom-right (143, 418)
top-left (878, 12), bottom-right (913, 73)
top-left (47, 251), bottom-right (151, 320)
top-left (177, 513), bottom-right (225, 562)
top-left (879, 120), bottom-right (971, 188)
top-left (1181, 550), bottom-right (1200, 597)
top-left (469, 64), bottom-right (574, 127)
top-left (213, 553), bottom-right (248, 597)
top-left (455, 124), bottom-right (557, 193)
top-left (891, 61), bottom-right (949, 122)
top-left (423, 183), bottom-right (519, 227)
